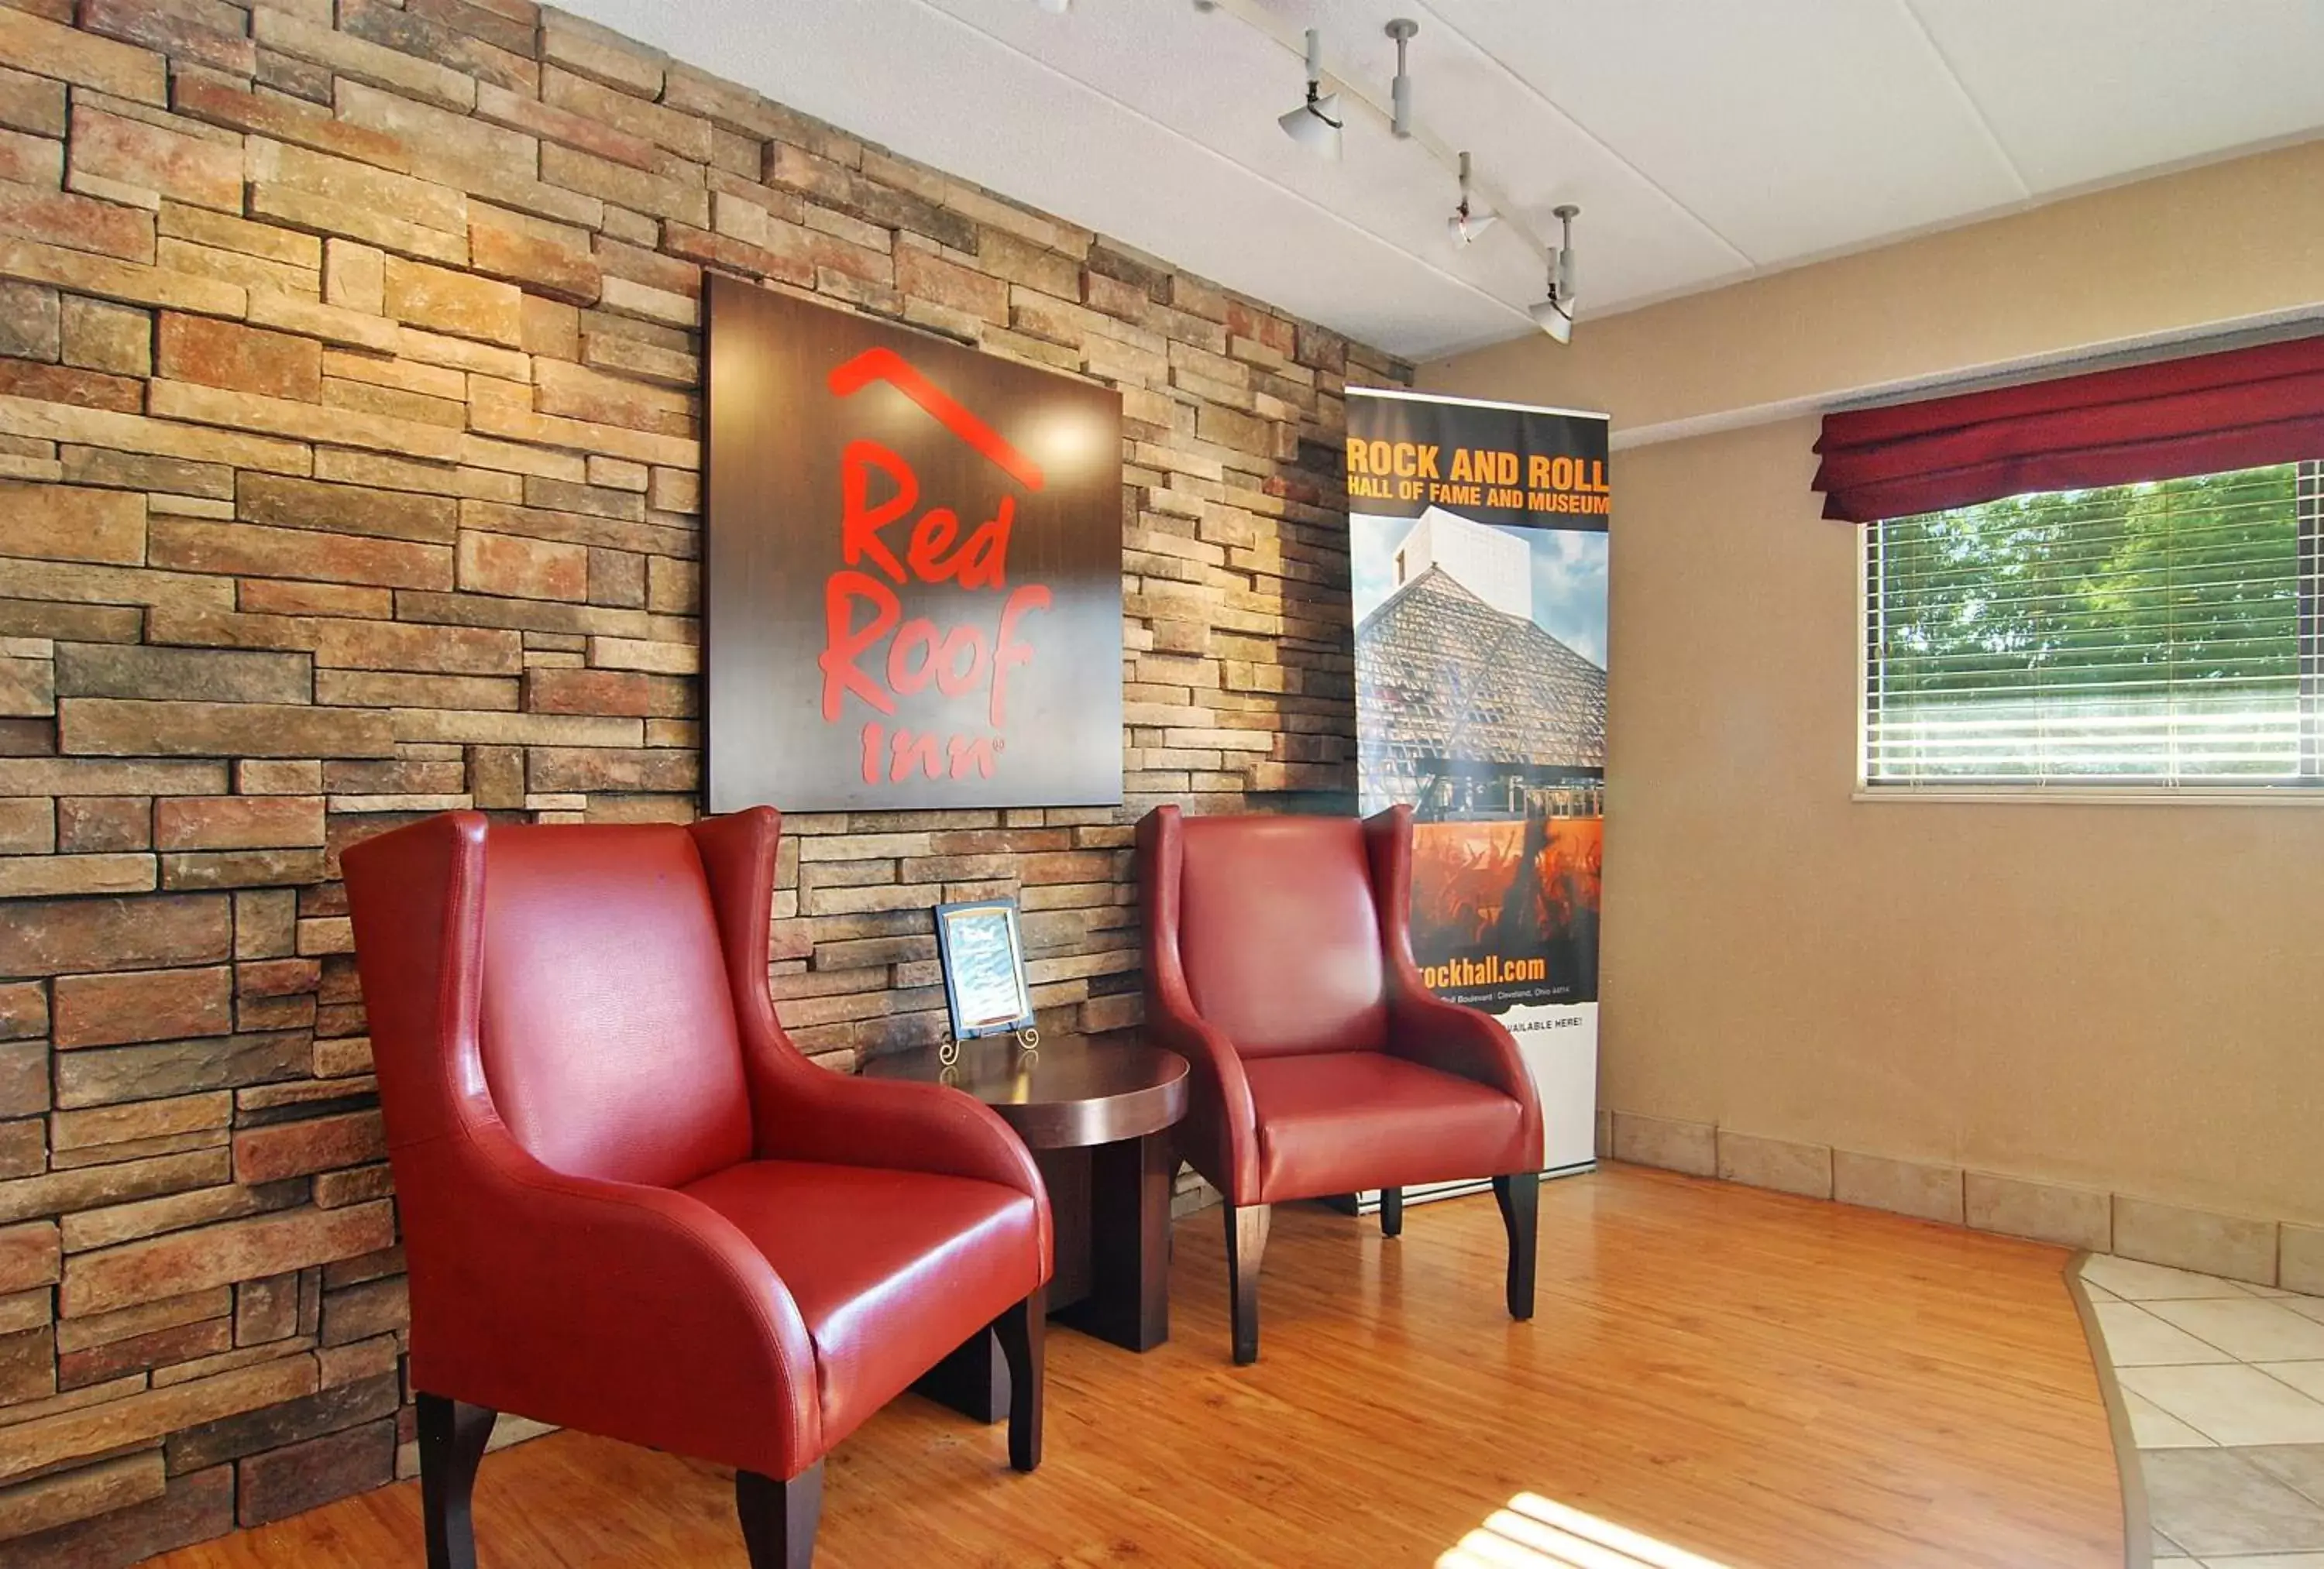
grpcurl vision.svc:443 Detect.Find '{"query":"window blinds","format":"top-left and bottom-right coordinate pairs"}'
top-left (1864, 462), bottom-right (2322, 786)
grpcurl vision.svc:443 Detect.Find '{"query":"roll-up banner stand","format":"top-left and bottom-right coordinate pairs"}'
top-left (1348, 388), bottom-right (1608, 1201)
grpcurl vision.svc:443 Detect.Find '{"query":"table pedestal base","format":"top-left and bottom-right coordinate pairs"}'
top-left (914, 1128), bottom-right (1174, 1421)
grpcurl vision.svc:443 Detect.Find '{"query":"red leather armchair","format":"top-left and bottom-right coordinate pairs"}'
top-left (342, 809), bottom-right (1050, 1569)
top-left (1138, 804), bottom-right (1544, 1364)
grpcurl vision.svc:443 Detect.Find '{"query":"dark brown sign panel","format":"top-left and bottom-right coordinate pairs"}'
top-left (704, 277), bottom-right (1124, 812)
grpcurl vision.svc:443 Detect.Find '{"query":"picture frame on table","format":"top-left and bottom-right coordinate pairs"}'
top-left (933, 898), bottom-right (1037, 1049)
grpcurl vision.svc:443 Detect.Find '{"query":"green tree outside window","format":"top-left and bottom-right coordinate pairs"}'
top-left (1866, 463), bottom-right (2318, 784)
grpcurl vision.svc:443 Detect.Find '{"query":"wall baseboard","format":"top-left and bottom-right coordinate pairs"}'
top-left (1604, 1110), bottom-right (2324, 1293)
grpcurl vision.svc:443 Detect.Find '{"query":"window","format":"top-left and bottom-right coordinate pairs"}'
top-left (1863, 461), bottom-right (2324, 788)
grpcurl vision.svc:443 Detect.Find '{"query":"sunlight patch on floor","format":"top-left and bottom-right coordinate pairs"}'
top-left (1438, 1493), bottom-right (1734, 1569)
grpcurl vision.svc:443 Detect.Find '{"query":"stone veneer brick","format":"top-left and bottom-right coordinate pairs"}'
top-left (0, 2), bottom-right (1407, 1557)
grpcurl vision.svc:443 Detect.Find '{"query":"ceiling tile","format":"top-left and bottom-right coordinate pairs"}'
top-left (566, 0), bottom-right (1538, 356)
top-left (557, 0), bottom-right (2324, 361)
top-left (1412, 0), bottom-right (2029, 264)
top-left (911, 0), bottom-right (1751, 341)
top-left (1233, 0), bottom-right (1755, 311)
top-left (1908, 0), bottom-right (2324, 193)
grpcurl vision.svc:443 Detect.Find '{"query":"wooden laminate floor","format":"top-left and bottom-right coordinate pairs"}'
top-left (143, 1165), bottom-right (2126, 1569)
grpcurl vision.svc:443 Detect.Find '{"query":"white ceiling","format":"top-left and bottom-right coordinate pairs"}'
top-left (560, 0), bottom-right (2324, 362)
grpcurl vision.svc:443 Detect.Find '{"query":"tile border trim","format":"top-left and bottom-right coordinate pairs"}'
top-left (2066, 1253), bottom-right (2156, 1569)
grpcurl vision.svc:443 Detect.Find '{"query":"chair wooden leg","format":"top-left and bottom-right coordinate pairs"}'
top-left (1493, 1170), bottom-right (1540, 1321)
top-left (417, 1393), bottom-right (495, 1569)
top-left (992, 1285), bottom-right (1046, 1472)
top-left (737, 1463), bottom-right (823, 1569)
top-left (1380, 1186), bottom-right (1404, 1238)
top-left (1225, 1202), bottom-right (1270, 1365)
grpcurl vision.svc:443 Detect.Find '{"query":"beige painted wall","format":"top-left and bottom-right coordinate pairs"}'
top-left (1423, 141), bottom-right (2324, 1229)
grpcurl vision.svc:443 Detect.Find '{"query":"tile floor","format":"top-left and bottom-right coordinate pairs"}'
top-left (2079, 1253), bottom-right (2324, 1567)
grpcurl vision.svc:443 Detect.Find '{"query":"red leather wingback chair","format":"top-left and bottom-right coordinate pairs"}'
top-left (1138, 804), bottom-right (1544, 1364)
top-left (342, 809), bottom-right (1050, 1569)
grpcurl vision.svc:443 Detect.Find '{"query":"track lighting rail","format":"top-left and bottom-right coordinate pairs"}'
top-left (1198, 0), bottom-right (1555, 269)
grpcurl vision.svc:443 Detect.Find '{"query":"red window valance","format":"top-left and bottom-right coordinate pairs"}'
top-left (1812, 332), bottom-right (2324, 523)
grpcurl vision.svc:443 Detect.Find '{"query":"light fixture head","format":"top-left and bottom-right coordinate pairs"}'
top-left (1447, 151), bottom-right (1497, 245)
top-left (1529, 297), bottom-right (1573, 345)
top-left (1280, 29), bottom-right (1343, 160)
top-left (1533, 204), bottom-right (1581, 343)
top-left (1386, 19), bottom-right (1417, 139)
top-left (1035, 0), bottom-right (1070, 12)
top-left (1280, 94), bottom-right (1344, 159)
top-left (1449, 207), bottom-right (1499, 245)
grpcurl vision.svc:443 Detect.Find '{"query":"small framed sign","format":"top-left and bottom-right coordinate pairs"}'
top-left (933, 899), bottom-right (1036, 1044)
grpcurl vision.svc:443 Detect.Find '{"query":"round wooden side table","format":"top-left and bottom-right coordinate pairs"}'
top-left (865, 1032), bottom-right (1188, 1420)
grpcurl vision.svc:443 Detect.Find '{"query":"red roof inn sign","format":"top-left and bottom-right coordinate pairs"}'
top-left (705, 279), bottom-right (1124, 812)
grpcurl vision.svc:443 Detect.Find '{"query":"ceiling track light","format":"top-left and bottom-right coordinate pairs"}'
top-left (1277, 27), bottom-right (1343, 160)
top-left (1446, 149), bottom-right (1497, 246)
top-left (1530, 204), bottom-right (1581, 344)
top-left (1385, 18), bottom-right (1416, 139)
top-left (1034, 0), bottom-right (1070, 12)
top-left (1214, 6), bottom-right (1587, 328)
